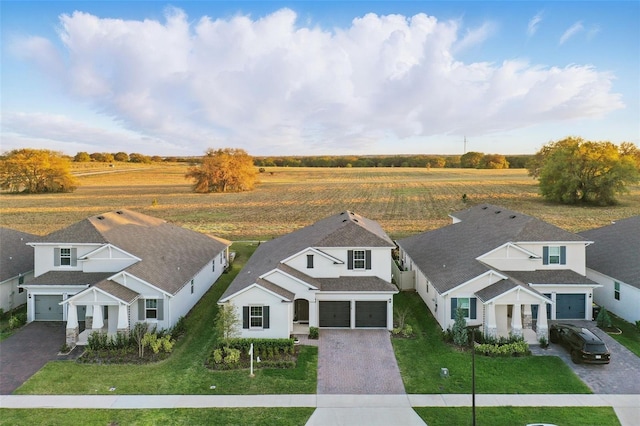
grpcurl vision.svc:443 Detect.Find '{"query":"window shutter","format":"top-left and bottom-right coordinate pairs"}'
top-left (450, 298), bottom-right (457, 319)
top-left (347, 250), bottom-right (354, 269)
top-left (470, 298), bottom-right (477, 320)
top-left (54, 248), bottom-right (61, 266)
top-left (560, 246), bottom-right (566, 265)
top-left (263, 306), bottom-right (270, 329)
top-left (243, 306), bottom-right (249, 329)
top-left (71, 248), bottom-right (78, 266)
top-left (157, 299), bottom-right (164, 320)
top-left (542, 246), bottom-right (549, 265)
top-left (365, 250), bottom-right (372, 270)
top-left (138, 299), bottom-right (145, 320)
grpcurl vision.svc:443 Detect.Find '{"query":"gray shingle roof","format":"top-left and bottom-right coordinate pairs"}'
top-left (397, 204), bottom-right (587, 294)
top-left (256, 278), bottom-right (296, 300)
top-left (0, 228), bottom-right (38, 282)
top-left (26, 271), bottom-right (113, 286)
top-left (95, 280), bottom-right (140, 303)
top-left (507, 270), bottom-right (598, 286)
top-left (474, 279), bottom-right (548, 303)
top-left (579, 216), bottom-right (640, 290)
top-left (220, 211), bottom-right (394, 300)
top-left (37, 210), bottom-right (230, 295)
top-left (318, 276), bottom-right (397, 292)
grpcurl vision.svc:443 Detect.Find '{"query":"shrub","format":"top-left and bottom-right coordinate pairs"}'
top-left (8, 313), bottom-right (26, 329)
top-left (60, 342), bottom-right (71, 353)
top-left (475, 341), bottom-right (530, 357)
top-left (171, 316), bottom-right (187, 339)
top-left (538, 336), bottom-right (549, 348)
top-left (402, 324), bottom-right (414, 338)
top-left (309, 327), bottom-right (319, 339)
top-left (452, 307), bottom-right (468, 347)
top-left (636, 320), bottom-right (640, 332)
top-left (597, 306), bottom-right (612, 329)
top-left (87, 331), bottom-right (109, 350)
top-left (223, 347), bottom-right (241, 364)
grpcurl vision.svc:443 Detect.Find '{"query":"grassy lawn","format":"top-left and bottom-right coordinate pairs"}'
top-left (607, 313), bottom-right (640, 357)
top-left (0, 408), bottom-right (315, 426)
top-left (392, 292), bottom-right (591, 394)
top-left (414, 406), bottom-right (620, 426)
top-left (15, 243), bottom-right (317, 395)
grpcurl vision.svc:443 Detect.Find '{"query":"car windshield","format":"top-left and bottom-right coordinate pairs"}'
top-left (585, 343), bottom-right (607, 353)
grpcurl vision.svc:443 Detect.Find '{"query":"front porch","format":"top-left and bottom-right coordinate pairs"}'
top-left (64, 302), bottom-right (130, 347)
top-left (485, 300), bottom-right (549, 343)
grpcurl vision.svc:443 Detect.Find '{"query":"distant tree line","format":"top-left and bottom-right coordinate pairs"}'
top-left (73, 152), bottom-right (166, 164)
top-left (253, 154), bottom-right (532, 169)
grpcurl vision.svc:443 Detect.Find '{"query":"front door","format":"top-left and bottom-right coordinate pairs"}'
top-left (294, 299), bottom-right (309, 323)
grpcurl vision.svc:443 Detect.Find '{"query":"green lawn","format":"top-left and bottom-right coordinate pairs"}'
top-left (15, 243), bottom-right (317, 395)
top-left (607, 313), bottom-right (640, 357)
top-left (0, 408), bottom-right (315, 426)
top-left (392, 292), bottom-right (592, 394)
top-left (415, 406), bottom-right (620, 426)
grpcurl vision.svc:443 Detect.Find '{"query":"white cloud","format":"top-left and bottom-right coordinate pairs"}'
top-left (527, 11), bottom-right (543, 37)
top-left (6, 8), bottom-right (624, 155)
top-left (559, 21), bottom-right (584, 45)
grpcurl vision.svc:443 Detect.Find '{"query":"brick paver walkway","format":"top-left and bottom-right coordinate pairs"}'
top-left (317, 329), bottom-right (406, 394)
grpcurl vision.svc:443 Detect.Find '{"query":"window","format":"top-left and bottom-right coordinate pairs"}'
top-left (458, 298), bottom-right (470, 318)
top-left (250, 306), bottom-right (263, 328)
top-left (146, 299), bottom-right (158, 319)
top-left (614, 282), bottom-right (620, 300)
top-left (60, 248), bottom-right (72, 266)
top-left (353, 250), bottom-right (365, 269)
top-left (450, 297), bottom-right (477, 320)
top-left (191, 279), bottom-right (194, 294)
top-left (18, 275), bottom-right (24, 285)
top-left (307, 254), bottom-right (314, 269)
top-left (212, 260), bottom-right (215, 272)
top-left (543, 246), bottom-right (566, 265)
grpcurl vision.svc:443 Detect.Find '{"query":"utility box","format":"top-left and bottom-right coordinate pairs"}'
top-left (440, 367), bottom-right (449, 378)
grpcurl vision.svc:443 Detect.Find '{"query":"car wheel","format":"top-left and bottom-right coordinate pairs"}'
top-left (571, 350), bottom-right (581, 364)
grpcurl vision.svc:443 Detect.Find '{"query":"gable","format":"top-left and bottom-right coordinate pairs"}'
top-left (221, 282), bottom-right (292, 304)
top-left (109, 272), bottom-right (169, 298)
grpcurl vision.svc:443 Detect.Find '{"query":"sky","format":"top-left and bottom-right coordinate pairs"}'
top-left (1, 1), bottom-right (638, 157)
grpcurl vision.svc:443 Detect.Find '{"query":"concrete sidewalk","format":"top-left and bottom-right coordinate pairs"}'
top-left (1, 393), bottom-right (638, 425)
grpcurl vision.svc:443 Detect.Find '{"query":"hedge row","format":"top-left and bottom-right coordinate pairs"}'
top-left (216, 338), bottom-right (295, 354)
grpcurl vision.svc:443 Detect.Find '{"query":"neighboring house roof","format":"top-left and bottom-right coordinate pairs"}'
top-left (507, 270), bottom-right (599, 286)
top-left (25, 271), bottom-right (113, 286)
top-left (0, 227), bottom-right (38, 282)
top-left (34, 210), bottom-right (230, 295)
top-left (221, 211), bottom-right (394, 301)
top-left (397, 204), bottom-right (587, 294)
top-left (579, 216), bottom-right (640, 290)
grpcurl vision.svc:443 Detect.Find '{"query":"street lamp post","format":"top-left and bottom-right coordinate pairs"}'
top-left (469, 325), bottom-right (481, 426)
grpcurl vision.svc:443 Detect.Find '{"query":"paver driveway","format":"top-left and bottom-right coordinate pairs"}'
top-left (0, 322), bottom-right (65, 394)
top-left (532, 320), bottom-right (640, 394)
top-left (317, 329), bottom-right (406, 394)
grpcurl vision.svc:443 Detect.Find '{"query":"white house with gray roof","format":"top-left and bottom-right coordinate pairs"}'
top-left (396, 204), bottom-right (601, 341)
top-left (219, 211), bottom-right (398, 339)
top-left (579, 216), bottom-right (640, 324)
top-left (0, 228), bottom-right (37, 313)
top-left (21, 210), bottom-right (230, 346)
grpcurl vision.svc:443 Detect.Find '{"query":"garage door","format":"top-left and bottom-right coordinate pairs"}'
top-left (34, 295), bottom-right (63, 321)
top-left (556, 294), bottom-right (586, 319)
top-left (319, 301), bottom-right (350, 327)
top-left (355, 301), bottom-right (388, 328)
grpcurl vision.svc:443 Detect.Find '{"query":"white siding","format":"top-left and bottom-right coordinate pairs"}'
top-left (227, 287), bottom-right (291, 339)
top-left (587, 269), bottom-right (640, 323)
top-left (1, 272), bottom-right (31, 312)
top-left (32, 244), bottom-right (102, 277)
top-left (515, 242), bottom-right (587, 275)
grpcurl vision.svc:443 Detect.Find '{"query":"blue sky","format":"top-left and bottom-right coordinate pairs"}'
top-left (1, 1), bottom-right (638, 156)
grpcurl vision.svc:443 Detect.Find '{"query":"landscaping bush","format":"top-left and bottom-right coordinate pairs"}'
top-left (308, 327), bottom-right (319, 339)
top-left (597, 306), bottom-right (613, 329)
top-left (207, 338), bottom-right (299, 370)
top-left (452, 307), bottom-right (468, 347)
top-left (475, 340), bottom-right (530, 357)
top-left (8, 313), bottom-right (26, 329)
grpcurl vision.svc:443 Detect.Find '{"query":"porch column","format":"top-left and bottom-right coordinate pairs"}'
top-left (117, 303), bottom-right (129, 334)
top-left (523, 304), bottom-right (533, 329)
top-left (85, 305), bottom-right (94, 329)
top-left (485, 303), bottom-right (497, 338)
top-left (536, 303), bottom-right (549, 341)
top-left (511, 303), bottom-right (522, 337)
top-left (66, 303), bottom-right (79, 346)
top-left (92, 305), bottom-right (104, 330)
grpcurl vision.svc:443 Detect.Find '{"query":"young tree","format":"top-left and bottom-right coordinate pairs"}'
top-left (528, 137), bottom-right (639, 206)
top-left (185, 148), bottom-right (258, 193)
top-left (214, 303), bottom-right (241, 342)
top-left (452, 307), bottom-right (468, 347)
top-left (0, 149), bottom-right (79, 193)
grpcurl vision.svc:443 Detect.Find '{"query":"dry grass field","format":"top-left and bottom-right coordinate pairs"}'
top-left (1, 163), bottom-right (638, 240)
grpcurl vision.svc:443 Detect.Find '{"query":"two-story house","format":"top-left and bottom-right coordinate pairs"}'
top-left (0, 228), bottom-right (37, 313)
top-left (20, 209), bottom-right (230, 346)
top-left (219, 211), bottom-right (398, 338)
top-left (396, 204), bottom-right (600, 341)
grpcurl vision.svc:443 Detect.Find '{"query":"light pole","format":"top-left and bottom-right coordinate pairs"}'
top-left (469, 325), bottom-right (481, 426)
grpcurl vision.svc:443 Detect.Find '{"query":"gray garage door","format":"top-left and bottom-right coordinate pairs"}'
top-left (556, 293), bottom-right (586, 319)
top-left (34, 295), bottom-right (64, 321)
top-left (355, 301), bottom-right (388, 328)
top-left (319, 301), bottom-right (350, 327)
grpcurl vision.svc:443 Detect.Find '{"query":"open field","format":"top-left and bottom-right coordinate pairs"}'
top-left (1, 164), bottom-right (638, 239)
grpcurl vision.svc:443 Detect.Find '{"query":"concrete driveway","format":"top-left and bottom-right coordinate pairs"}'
top-left (532, 321), bottom-right (640, 394)
top-left (0, 322), bottom-right (65, 394)
top-left (317, 329), bottom-right (406, 394)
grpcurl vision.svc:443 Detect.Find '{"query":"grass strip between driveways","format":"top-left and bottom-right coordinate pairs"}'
top-left (15, 242), bottom-right (318, 395)
top-left (608, 312), bottom-right (640, 357)
top-left (414, 406), bottom-right (620, 426)
top-left (0, 408), bottom-right (315, 426)
top-left (392, 291), bottom-right (592, 394)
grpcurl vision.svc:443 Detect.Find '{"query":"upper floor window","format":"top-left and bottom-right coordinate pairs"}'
top-left (307, 254), bottom-right (314, 269)
top-left (614, 282), bottom-right (620, 300)
top-left (347, 249), bottom-right (371, 270)
top-left (54, 247), bottom-right (77, 267)
top-left (60, 248), bottom-right (72, 265)
top-left (353, 250), bottom-right (365, 269)
top-left (543, 246), bottom-right (566, 265)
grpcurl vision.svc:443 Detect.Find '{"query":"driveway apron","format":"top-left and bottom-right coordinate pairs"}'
top-left (0, 322), bottom-right (65, 394)
top-left (317, 329), bottom-right (406, 394)
top-left (532, 321), bottom-right (640, 394)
